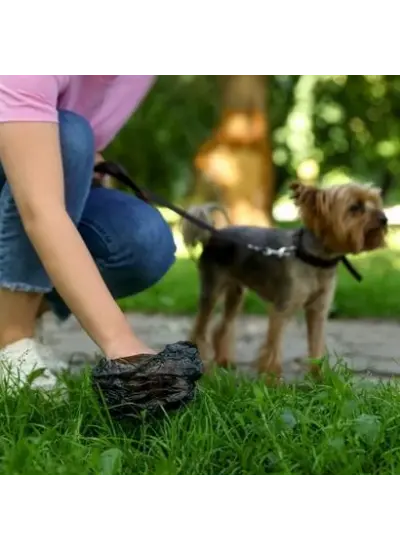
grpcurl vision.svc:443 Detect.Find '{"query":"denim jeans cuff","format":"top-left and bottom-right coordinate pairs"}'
top-left (0, 280), bottom-right (52, 293)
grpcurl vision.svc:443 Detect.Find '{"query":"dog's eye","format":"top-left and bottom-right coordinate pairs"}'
top-left (349, 201), bottom-right (365, 214)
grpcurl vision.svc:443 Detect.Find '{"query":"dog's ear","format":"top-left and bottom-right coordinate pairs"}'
top-left (370, 186), bottom-right (383, 203)
top-left (290, 181), bottom-right (317, 209)
top-left (290, 182), bottom-right (329, 237)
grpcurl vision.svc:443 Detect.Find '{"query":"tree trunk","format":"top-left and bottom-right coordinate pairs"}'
top-left (194, 76), bottom-right (275, 226)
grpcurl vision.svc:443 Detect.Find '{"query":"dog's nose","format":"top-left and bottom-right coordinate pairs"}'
top-left (378, 212), bottom-right (388, 227)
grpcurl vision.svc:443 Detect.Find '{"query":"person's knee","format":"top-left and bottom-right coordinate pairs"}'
top-left (151, 218), bottom-right (177, 283)
top-left (58, 110), bottom-right (95, 221)
top-left (78, 188), bottom-right (177, 298)
top-left (131, 207), bottom-right (176, 289)
top-left (110, 201), bottom-right (176, 290)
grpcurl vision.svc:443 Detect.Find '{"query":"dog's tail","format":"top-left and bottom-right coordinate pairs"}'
top-left (181, 203), bottom-right (230, 249)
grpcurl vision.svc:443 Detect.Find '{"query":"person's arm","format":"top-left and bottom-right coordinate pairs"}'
top-left (0, 121), bottom-right (152, 359)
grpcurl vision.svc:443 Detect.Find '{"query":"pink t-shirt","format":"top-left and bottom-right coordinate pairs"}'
top-left (0, 75), bottom-right (155, 150)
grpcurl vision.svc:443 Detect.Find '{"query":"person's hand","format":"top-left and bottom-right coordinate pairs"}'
top-left (94, 152), bottom-right (104, 168)
top-left (93, 152), bottom-right (104, 181)
top-left (108, 340), bottom-right (156, 359)
top-left (93, 152), bottom-right (113, 188)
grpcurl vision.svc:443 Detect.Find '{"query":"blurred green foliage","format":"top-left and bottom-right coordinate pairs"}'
top-left (313, 76), bottom-right (400, 188)
top-left (105, 75), bottom-right (400, 203)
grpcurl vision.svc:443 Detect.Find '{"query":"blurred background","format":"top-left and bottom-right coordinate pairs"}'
top-left (106, 76), bottom-right (400, 318)
top-left (107, 76), bottom-right (400, 217)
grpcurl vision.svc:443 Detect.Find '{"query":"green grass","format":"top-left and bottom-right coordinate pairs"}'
top-left (120, 247), bottom-right (400, 318)
top-left (2, 367), bottom-right (400, 474)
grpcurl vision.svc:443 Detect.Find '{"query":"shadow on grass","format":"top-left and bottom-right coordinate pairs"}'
top-left (120, 246), bottom-right (400, 319)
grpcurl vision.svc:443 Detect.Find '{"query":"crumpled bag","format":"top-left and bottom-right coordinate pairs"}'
top-left (92, 341), bottom-right (203, 420)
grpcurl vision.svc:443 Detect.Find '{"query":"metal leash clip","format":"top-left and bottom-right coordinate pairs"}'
top-left (247, 244), bottom-right (296, 258)
top-left (274, 245), bottom-right (296, 258)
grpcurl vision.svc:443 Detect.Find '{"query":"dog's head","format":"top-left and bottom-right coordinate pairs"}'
top-left (290, 181), bottom-right (388, 254)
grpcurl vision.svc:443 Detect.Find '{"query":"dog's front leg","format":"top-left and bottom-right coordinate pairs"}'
top-left (305, 284), bottom-right (335, 377)
top-left (256, 308), bottom-right (290, 383)
top-left (305, 307), bottom-right (327, 355)
top-left (305, 307), bottom-right (328, 378)
top-left (305, 300), bottom-right (330, 377)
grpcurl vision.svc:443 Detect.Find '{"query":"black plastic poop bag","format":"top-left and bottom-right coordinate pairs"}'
top-left (92, 341), bottom-right (204, 420)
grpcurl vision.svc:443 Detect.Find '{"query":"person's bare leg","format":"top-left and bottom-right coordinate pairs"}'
top-left (0, 289), bottom-right (42, 348)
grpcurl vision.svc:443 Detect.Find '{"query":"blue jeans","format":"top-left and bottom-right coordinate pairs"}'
top-left (0, 110), bottom-right (176, 320)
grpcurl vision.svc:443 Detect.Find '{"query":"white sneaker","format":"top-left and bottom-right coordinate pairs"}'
top-left (34, 340), bottom-right (69, 375)
top-left (0, 338), bottom-right (68, 390)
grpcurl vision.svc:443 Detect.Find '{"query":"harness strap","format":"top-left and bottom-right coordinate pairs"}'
top-left (293, 228), bottom-right (362, 282)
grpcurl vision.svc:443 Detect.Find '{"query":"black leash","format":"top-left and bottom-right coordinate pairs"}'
top-left (341, 257), bottom-right (362, 282)
top-left (94, 161), bottom-right (219, 237)
top-left (94, 161), bottom-right (362, 282)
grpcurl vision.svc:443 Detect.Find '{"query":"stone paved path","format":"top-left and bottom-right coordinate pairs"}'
top-left (39, 312), bottom-right (400, 381)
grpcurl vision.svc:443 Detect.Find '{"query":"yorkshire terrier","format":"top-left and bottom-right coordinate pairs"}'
top-left (182, 181), bottom-right (388, 381)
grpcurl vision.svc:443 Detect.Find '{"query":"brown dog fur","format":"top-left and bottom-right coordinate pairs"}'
top-left (183, 181), bottom-right (387, 382)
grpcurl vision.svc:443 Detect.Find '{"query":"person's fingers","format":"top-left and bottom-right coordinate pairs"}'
top-left (93, 152), bottom-right (105, 180)
top-left (95, 152), bottom-right (104, 165)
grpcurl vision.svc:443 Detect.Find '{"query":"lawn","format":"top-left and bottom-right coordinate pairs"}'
top-left (2, 367), bottom-right (400, 474)
top-left (4, 218), bottom-right (400, 475)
